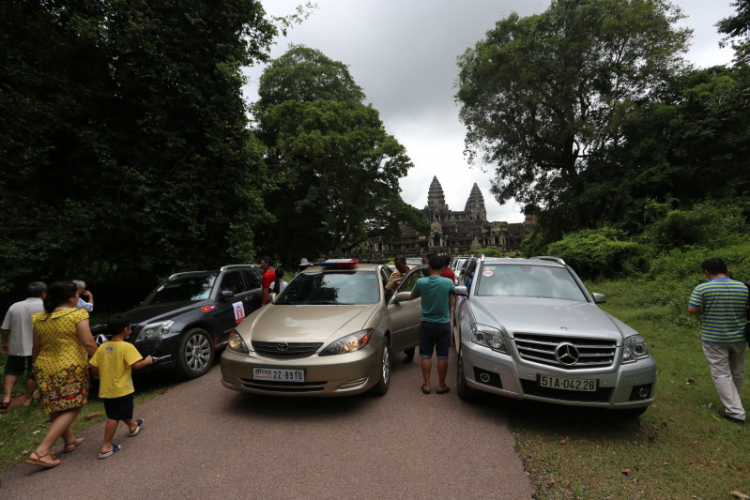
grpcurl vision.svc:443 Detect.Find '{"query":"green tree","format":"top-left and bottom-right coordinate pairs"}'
top-left (0, 1), bottom-right (276, 297)
top-left (718, 0), bottom-right (750, 64)
top-left (456, 0), bottom-right (690, 237)
top-left (253, 46), bottom-right (416, 264)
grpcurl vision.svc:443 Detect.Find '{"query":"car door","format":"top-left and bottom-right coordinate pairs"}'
top-left (213, 271), bottom-right (254, 341)
top-left (387, 268), bottom-right (424, 352)
top-left (242, 268), bottom-right (263, 312)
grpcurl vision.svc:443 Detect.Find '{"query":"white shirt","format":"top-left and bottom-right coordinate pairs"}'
top-left (269, 281), bottom-right (288, 293)
top-left (76, 297), bottom-right (93, 313)
top-left (1, 297), bottom-right (44, 356)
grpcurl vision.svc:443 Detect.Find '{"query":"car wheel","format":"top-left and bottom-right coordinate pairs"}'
top-left (372, 337), bottom-right (391, 395)
top-left (456, 350), bottom-right (477, 400)
top-left (176, 328), bottom-right (215, 379)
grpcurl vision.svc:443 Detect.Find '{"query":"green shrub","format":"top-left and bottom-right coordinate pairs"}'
top-left (547, 228), bottom-right (646, 280)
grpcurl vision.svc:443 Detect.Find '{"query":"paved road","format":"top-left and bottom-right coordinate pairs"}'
top-left (1, 354), bottom-right (533, 499)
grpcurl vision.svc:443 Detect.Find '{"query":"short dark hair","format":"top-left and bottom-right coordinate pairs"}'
top-left (27, 281), bottom-right (47, 297)
top-left (702, 257), bottom-right (728, 275)
top-left (259, 256), bottom-right (274, 267)
top-left (428, 255), bottom-right (445, 271)
top-left (108, 314), bottom-right (131, 336)
top-left (393, 256), bottom-right (406, 264)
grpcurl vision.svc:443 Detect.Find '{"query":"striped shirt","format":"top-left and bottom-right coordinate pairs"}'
top-left (689, 277), bottom-right (748, 343)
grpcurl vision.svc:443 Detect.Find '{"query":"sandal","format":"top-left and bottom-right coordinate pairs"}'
top-left (0, 400), bottom-right (10, 411)
top-left (25, 451), bottom-right (61, 468)
top-left (98, 444), bottom-right (121, 460)
top-left (64, 437), bottom-right (84, 453)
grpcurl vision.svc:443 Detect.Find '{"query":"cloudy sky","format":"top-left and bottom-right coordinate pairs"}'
top-left (244, 0), bottom-right (737, 223)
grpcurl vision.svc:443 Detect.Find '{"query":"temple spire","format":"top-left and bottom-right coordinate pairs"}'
top-left (464, 183), bottom-right (486, 220)
top-left (427, 176), bottom-right (447, 210)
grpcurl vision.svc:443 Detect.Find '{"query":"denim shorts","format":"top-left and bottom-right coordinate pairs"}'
top-left (103, 393), bottom-right (134, 421)
top-left (419, 321), bottom-right (451, 360)
top-left (4, 355), bottom-right (34, 379)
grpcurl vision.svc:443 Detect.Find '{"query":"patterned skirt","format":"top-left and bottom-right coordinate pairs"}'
top-left (34, 364), bottom-right (90, 413)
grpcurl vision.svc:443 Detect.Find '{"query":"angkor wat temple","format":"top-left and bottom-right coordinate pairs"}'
top-left (363, 176), bottom-right (534, 259)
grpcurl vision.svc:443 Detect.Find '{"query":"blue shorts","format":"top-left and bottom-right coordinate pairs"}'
top-left (419, 321), bottom-right (451, 360)
top-left (4, 355), bottom-right (34, 379)
top-left (103, 393), bottom-right (134, 421)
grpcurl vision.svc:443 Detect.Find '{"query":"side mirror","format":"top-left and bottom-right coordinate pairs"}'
top-left (220, 290), bottom-right (233, 299)
top-left (393, 291), bottom-right (412, 303)
top-left (454, 286), bottom-right (468, 297)
top-left (592, 292), bottom-right (606, 304)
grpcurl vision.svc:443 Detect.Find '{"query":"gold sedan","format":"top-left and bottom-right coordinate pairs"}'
top-left (220, 260), bottom-right (424, 396)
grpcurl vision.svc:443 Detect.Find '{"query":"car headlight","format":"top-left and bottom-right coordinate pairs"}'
top-left (471, 323), bottom-right (508, 354)
top-left (227, 331), bottom-right (249, 354)
top-left (319, 329), bottom-right (373, 356)
top-left (622, 334), bottom-right (649, 363)
top-left (135, 320), bottom-right (175, 342)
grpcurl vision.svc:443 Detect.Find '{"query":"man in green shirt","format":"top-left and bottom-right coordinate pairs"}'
top-left (410, 256), bottom-right (455, 394)
top-left (688, 257), bottom-right (747, 423)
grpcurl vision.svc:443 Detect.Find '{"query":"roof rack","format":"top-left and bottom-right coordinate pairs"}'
top-left (219, 264), bottom-right (259, 271)
top-left (531, 256), bottom-right (566, 266)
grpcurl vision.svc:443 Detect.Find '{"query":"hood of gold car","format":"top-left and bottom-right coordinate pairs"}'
top-left (236, 303), bottom-right (379, 344)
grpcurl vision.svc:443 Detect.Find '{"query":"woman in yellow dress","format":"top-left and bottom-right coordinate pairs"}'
top-left (25, 281), bottom-right (98, 468)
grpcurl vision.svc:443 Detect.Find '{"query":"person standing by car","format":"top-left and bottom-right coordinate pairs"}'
top-left (1, 281), bottom-right (46, 411)
top-left (72, 280), bottom-right (94, 313)
top-left (386, 257), bottom-right (416, 363)
top-left (259, 257), bottom-right (275, 306)
top-left (688, 257), bottom-right (747, 424)
top-left (410, 255), bottom-right (455, 394)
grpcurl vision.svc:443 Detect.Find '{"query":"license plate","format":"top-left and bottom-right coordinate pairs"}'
top-left (539, 375), bottom-right (597, 392)
top-left (253, 367), bottom-right (305, 382)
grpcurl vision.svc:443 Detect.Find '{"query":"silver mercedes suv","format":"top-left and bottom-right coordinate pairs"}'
top-left (453, 256), bottom-right (656, 416)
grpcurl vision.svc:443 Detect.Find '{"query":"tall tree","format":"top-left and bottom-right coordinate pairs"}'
top-left (718, 0), bottom-right (750, 64)
top-left (0, 0), bottom-right (276, 294)
top-left (253, 46), bottom-right (418, 264)
top-left (456, 0), bottom-right (690, 236)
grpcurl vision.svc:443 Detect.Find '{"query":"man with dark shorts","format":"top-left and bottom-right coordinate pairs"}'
top-left (410, 255), bottom-right (455, 394)
top-left (1, 281), bottom-right (46, 410)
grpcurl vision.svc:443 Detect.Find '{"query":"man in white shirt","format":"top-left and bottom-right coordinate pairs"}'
top-left (73, 279), bottom-right (94, 312)
top-left (1, 282), bottom-right (46, 410)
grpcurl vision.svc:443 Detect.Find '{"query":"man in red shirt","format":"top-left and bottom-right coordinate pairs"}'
top-left (440, 257), bottom-right (456, 284)
top-left (259, 256), bottom-right (275, 305)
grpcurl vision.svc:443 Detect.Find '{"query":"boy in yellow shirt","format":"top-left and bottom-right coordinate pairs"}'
top-left (89, 314), bottom-right (153, 459)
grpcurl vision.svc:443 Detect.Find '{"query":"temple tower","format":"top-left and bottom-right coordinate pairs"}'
top-left (464, 183), bottom-right (487, 221)
top-left (426, 176), bottom-right (447, 210)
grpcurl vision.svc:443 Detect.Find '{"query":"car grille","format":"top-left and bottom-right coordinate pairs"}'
top-left (251, 341), bottom-right (323, 359)
top-left (240, 378), bottom-right (326, 393)
top-left (513, 333), bottom-right (616, 370)
top-left (520, 379), bottom-right (613, 402)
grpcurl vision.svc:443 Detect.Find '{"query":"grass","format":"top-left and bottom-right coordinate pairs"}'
top-left (509, 280), bottom-right (750, 499)
top-left (0, 367), bottom-right (177, 471)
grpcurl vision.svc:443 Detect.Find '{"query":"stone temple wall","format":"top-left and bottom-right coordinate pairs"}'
top-left (361, 177), bottom-right (534, 261)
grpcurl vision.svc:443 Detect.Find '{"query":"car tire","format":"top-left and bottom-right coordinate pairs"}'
top-left (176, 328), bottom-right (215, 379)
top-left (456, 350), bottom-right (478, 400)
top-left (371, 337), bottom-right (391, 395)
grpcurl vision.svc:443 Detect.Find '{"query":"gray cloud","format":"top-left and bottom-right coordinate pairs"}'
top-left (246, 0), bottom-right (736, 222)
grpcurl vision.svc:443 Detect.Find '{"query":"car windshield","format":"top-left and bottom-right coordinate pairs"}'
top-left (476, 264), bottom-right (587, 301)
top-left (142, 275), bottom-right (217, 305)
top-left (276, 271), bottom-right (380, 305)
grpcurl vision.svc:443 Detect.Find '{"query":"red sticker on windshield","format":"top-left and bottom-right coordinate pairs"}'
top-left (482, 270), bottom-right (494, 277)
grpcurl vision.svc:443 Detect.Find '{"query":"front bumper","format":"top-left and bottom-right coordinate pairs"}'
top-left (220, 343), bottom-right (381, 397)
top-left (460, 340), bottom-right (657, 410)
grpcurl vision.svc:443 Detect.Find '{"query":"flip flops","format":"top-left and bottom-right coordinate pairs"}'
top-left (98, 444), bottom-right (122, 460)
top-left (436, 387), bottom-right (451, 394)
top-left (421, 385), bottom-right (431, 394)
top-left (128, 419), bottom-right (144, 437)
top-left (0, 400), bottom-right (10, 412)
top-left (25, 451), bottom-right (61, 468)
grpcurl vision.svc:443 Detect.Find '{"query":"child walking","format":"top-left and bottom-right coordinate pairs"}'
top-left (89, 314), bottom-right (153, 459)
